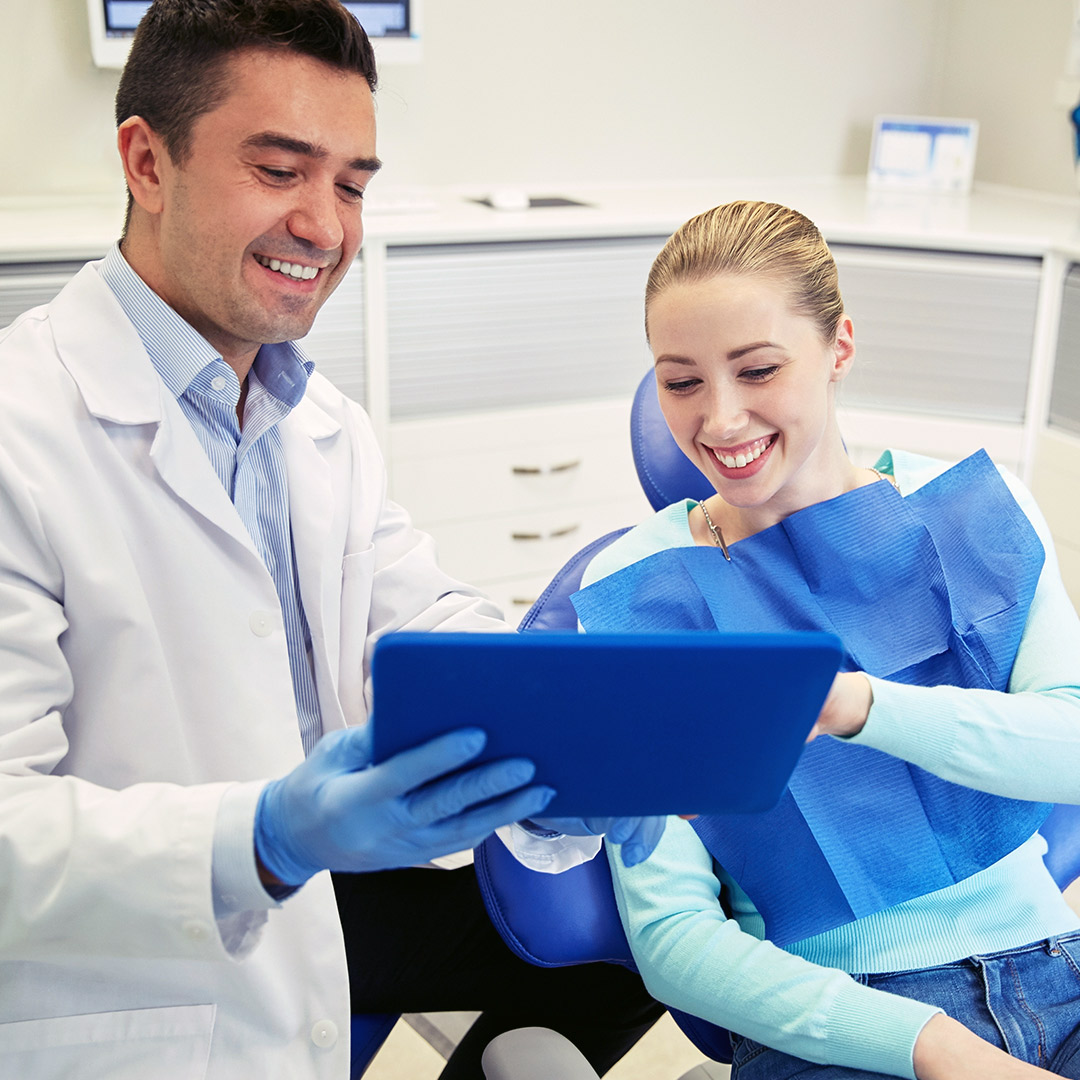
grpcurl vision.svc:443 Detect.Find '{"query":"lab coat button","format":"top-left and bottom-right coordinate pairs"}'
top-left (310, 1019), bottom-right (339, 1049)
top-left (183, 919), bottom-right (211, 943)
top-left (249, 611), bottom-right (275, 637)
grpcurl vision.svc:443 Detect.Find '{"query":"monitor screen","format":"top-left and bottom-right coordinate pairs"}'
top-left (89, 0), bottom-right (420, 68)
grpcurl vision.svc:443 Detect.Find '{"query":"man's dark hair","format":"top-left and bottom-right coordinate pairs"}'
top-left (115, 0), bottom-right (377, 167)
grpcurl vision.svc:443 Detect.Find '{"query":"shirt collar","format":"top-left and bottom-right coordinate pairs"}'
top-left (99, 243), bottom-right (314, 407)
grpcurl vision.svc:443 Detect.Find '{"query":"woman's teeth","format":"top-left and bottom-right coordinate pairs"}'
top-left (255, 254), bottom-right (319, 280)
top-left (717, 437), bottom-right (772, 469)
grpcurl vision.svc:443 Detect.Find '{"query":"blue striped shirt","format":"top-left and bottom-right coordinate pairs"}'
top-left (98, 245), bottom-right (323, 755)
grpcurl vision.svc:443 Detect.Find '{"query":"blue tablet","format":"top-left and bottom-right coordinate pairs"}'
top-left (370, 631), bottom-right (843, 817)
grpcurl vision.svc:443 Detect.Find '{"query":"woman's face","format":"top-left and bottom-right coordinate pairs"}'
top-left (649, 273), bottom-right (854, 526)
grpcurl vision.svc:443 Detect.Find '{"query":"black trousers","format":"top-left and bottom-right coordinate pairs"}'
top-left (334, 866), bottom-right (664, 1080)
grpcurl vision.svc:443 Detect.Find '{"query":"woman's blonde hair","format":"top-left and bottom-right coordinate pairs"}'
top-left (645, 201), bottom-right (844, 344)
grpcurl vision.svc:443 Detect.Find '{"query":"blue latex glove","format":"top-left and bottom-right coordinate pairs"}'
top-left (529, 816), bottom-right (667, 868)
top-left (256, 726), bottom-right (555, 885)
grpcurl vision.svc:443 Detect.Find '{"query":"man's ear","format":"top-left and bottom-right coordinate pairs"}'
top-left (829, 315), bottom-right (855, 382)
top-left (117, 116), bottom-right (168, 216)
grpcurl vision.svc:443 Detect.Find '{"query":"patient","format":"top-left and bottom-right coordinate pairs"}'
top-left (571, 201), bottom-right (1080, 1079)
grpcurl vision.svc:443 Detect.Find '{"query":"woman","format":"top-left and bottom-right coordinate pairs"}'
top-left (571, 201), bottom-right (1080, 1079)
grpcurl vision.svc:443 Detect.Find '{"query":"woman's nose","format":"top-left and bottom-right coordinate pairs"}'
top-left (700, 388), bottom-right (749, 442)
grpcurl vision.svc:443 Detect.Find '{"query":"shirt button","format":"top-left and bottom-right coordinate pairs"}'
top-left (310, 1019), bottom-right (339, 1049)
top-left (210, 375), bottom-right (228, 391)
top-left (183, 919), bottom-right (211, 943)
top-left (249, 611), bottom-right (275, 637)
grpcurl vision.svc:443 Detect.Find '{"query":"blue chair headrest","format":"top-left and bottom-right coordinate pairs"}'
top-left (630, 372), bottom-right (713, 511)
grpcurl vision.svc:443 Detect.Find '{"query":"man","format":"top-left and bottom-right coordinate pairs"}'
top-left (0, 1), bottom-right (662, 1078)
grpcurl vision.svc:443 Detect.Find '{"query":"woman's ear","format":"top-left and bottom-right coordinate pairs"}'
top-left (117, 116), bottom-right (167, 216)
top-left (829, 315), bottom-right (855, 382)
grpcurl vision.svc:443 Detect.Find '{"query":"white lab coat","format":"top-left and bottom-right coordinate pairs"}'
top-left (0, 263), bottom-right (523, 1079)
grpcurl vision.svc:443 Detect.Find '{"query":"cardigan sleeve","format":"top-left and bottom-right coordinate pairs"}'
top-left (607, 816), bottom-right (939, 1078)
top-left (851, 470), bottom-right (1080, 804)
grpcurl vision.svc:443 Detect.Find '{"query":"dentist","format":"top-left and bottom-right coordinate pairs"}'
top-left (0, 1), bottom-right (662, 1077)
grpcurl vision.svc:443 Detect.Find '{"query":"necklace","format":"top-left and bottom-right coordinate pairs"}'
top-left (870, 467), bottom-right (899, 489)
top-left (698, 500), bottom-right (731, 561)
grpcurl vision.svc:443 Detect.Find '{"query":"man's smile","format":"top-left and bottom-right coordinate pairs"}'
top-left (254, 253), bottom-right (324, 280)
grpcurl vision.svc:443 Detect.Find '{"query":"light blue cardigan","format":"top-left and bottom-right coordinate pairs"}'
top-left (582, 451), bottom-right (1080, 1079)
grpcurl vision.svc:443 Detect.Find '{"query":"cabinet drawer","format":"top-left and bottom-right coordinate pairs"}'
top-left (385, 236), bottom-right (661, 418)
top-left (390, 400), bottom-right (644, 525)
top-left (833, 245), bottom-right (1040, 422)
top-left (0, 262), bottom-right (85, 327)
top-left (428, 498), bottom-right (646, 587)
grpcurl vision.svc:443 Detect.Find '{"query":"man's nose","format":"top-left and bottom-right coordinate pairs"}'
top-left (287, 185), bottom-right (345, 254)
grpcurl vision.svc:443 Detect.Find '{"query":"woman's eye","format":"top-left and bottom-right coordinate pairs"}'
top-left (741, 366), bottom-right (779, 382)
top-left (663, 379), bottom-right (700, 394)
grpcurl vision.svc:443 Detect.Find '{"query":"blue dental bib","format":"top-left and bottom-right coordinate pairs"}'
top-left (572, 450), bottom-right (1051, 946)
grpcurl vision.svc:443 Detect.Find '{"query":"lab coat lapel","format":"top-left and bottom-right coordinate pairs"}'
top-left (281, 397), bottom-right (346, 731)
top-left (148, 396), bottom-right (265, 559)
top-left (49, 264), bottom-right (264, 561)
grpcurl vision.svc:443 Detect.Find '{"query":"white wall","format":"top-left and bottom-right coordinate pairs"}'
top-left (1, 0), bottom-right (1076, 200)
top-left (936, 0), bottom-right (1078, 198)
top-left (2, 0), bottom-right (945, 200)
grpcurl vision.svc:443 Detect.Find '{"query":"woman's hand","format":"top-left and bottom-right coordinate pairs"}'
top-left (913, 1014), bottom-right (1056, 1079)
top-left (806, 671), bottom-right (873, 742)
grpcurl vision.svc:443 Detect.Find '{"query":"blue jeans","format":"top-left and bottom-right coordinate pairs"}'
top-left (729, 933), bottom-right (1080, 1079)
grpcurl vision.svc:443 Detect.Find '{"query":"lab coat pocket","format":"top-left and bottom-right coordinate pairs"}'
top-left (339, 544), bottom-right (376, 724)
top-left (0, 1003), bottom-right (216, 1080)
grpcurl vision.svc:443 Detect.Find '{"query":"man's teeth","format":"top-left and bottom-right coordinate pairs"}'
top-left (717, 437), bottom-right (771, 469)
top-left (255, 255), bottom-right (319, 280)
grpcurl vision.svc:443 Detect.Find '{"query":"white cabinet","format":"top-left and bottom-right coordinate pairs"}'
top-left (1033, 262), bottom-right (1080, 604)
top-left (390, 399), bottom-right (652, 623)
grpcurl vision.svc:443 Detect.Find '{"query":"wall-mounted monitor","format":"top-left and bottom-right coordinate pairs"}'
top-left (87, 0), bottom-right (421, 70)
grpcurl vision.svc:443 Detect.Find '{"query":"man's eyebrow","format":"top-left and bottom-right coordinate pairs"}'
top-left (242, 132), bottom-right (382, 174)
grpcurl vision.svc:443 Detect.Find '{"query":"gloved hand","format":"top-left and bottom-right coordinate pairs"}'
top-left (255, 726), bottom-right (555, 885)
top-left (529, 816), bottom-right (667, 868)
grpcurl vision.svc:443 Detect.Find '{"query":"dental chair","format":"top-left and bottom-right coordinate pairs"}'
top-left (354, 370), bottom-right (1080, 1075)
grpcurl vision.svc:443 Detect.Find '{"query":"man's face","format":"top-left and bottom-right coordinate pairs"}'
top-left (136, 47), bottom-right (378, 367)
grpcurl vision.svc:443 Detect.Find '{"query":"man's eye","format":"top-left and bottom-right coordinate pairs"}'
top-left (260, 167), bottom-right (294, 181)
top-left (339, 185), bottom-right (365, 202)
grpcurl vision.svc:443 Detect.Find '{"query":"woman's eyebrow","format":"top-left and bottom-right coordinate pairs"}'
top-left (728, 341), bottom-right (781, 360)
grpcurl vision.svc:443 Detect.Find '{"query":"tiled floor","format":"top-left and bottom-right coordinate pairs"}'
top-left (364, 1010), bottom-right (716, 1080)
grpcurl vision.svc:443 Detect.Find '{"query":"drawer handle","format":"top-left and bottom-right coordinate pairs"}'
top-left (511, 523), bottom-right (581, 542)
top-left (511, 459), bottom-right (582, 476)
top-left (511, 597), bottom-right (538, 607)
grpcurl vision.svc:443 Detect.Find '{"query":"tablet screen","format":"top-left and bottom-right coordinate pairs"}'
top-left (371, 630), bottom-right (842, 816)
